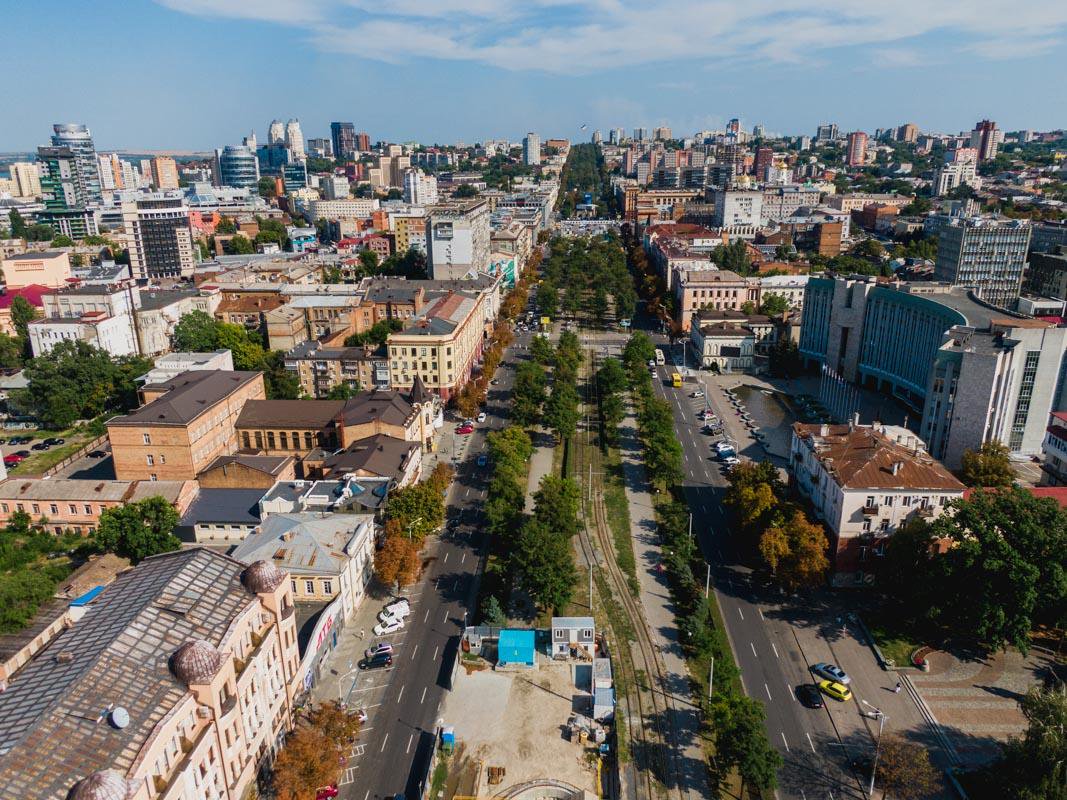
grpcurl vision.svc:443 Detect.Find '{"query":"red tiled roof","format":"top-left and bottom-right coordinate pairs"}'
top-left (0, 285), bottom-right (49, 310)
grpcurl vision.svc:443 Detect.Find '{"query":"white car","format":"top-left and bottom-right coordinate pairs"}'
top-left (690, 390), bottom-right (705, 398)
top-left (373, 618), bottom-right (405, 636)
top-left (722, 456), bottom-right (741, 467)
top-left (715, 441), bottom-right (735, 452)
top-left (377, 608), bottom-right (405, 626)
top-left (476, 412), bottom-right (487, 423)
top-left (648, 359), bottom-right (656, 367)
top-left (383, 598), bottom-right (411, 618)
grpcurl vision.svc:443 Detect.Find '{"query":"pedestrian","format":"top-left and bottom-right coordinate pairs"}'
top-left (894, 681), bottom-right (902, 694)
top-left (359, 628), bottom-right (365, 640)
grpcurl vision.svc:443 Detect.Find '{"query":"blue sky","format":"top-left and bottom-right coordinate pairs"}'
top-left (3, 0), bottom-right (1066, 152)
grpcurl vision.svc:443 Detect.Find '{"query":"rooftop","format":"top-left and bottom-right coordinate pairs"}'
top-left (340, 390), bottom-right (417, 428)
top-left (318, 434), bottom-right (418, 480)
top-left (177, 488), bottom-right (264, 536)
top-left (109, 371), bottom-right (262, 427)
top-left (0, 478), bottom-right (189, 504)
top-left (231, 512), bottom-right (375, 576)
top-left (237, 399), bottom-right (344, 430)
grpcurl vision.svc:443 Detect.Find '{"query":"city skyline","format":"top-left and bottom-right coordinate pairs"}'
top-left (2, 0), bottom-right (1066, 151)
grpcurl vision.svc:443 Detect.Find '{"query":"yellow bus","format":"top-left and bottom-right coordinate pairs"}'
top-left (671, 372), bottom-right (683, 388)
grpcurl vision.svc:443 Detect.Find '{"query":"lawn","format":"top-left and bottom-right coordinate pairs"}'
top-left (864, 611), bottom-right (924, 668)
top-left (5, 422), bottom-right (104, 477)
top-left (601, 448), bottom-right (639, 595)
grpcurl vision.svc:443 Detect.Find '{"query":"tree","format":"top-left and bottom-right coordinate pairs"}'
top-left (8, 209), bottom-right (27, 239)
top-left (225, 234), bottom-right (254, 255)
top-left (216, 322), bottom-right (265, 372)
top-left (597, 357), bottom-right (627, 396)
top-left (759, 511), bottom-right (829, 591)
top-left (374, 533), bottom-right (421, 589)
top-left (513, 519), bottom-right (576, 613)
top-left (216, 216), bottom-right (237, 235)
top-left (359, 250), bottom-right (380, 273)
top-left (713, 694), bottom-right (782, 793)
top-left (536, 281), bottom-right (558, 318)
top-left (623, 331), bottom-right (656, 373)
top-left (51, 234), bottom-right (75, 248)
top-left (272, 726), bottom-right (341, 800)
top-left (257, 176), bottom-right (277, 199)
top-left (0, 332), bottom-right (23, 370)
top-left (172, 310), bottom-right (220, 352)
top-left (94, 497), bottom-right (180, 563)
top-left (385, 481), bottom-right (445, 541)
top-left (529, 335), bottom-right (555, 365)
top-left (544, 381), bottom-right (579, 443)
top-left (532, 475), bottom-right (581, 539)
top-left (309, 700), bottom-right (362, 744)
top-left (875, 737), bottom-right (939, 799)
top-left (759, 293), bottom-right (790, 316)
top-left (10, 296), bottom-right (38, 347)
top-left (263, 349), bottom-right (303, 399)
top-left (454, 183), bottom-right (480, 198)
top-left (426, 462), bottom-right (455, 495)
top-left (852, 238), bottom-right (886, 259)
top-left (711, 239), bottom-right (753, 275)
top-left (996, 684), bottom-right (1067, 799)
top-left (480, 594), bottom-right (506, 626)
top-left (960, 441), bottom-right (1015, 488)
top-left (325, 382), bottom-right (361, 400)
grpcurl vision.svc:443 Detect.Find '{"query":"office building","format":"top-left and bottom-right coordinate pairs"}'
top-left (356, 131), bottom-right (371, 152)
top-left (149, 156), bottom-right (179, 190)
top-left (933, 159), bottom-right (981, 196)
top-left (633, 128), bottom-right (647, 142)
top-left (403, 169), bottom-right (438, 205)
top-left (846, 131), bottom-right (868, 166)
top-left (121, 196), bottom-right (197, 281)
top-left (213, 144), bottom-right (259, 189)
top-left (1025, 250), bottom-right (1067, 300)
top-left (753, 146), bottom-right (773, 180)
top-left (331, 121), bottom-right (357, 160)
top-left (1031, 221), bottom-right (1067, 255)
top-left (609, 128), bottom-right (623, 145)
top-left (712, 188), bottom-right (763, 228)
top-left (815, 123), bottom-right (838, 141)
top-left (7, 161), bottom-right (41, 198)
top-left (97, 153), bottom-right (124, 191)
top-left (307, 137), bottom-right (332, 158)
top-left (426, 200), bottom-right (491, 280)
top-left (268, 118), bottom-right (285, 144)
top-left (934, 217), bottom-right (1031, 308)
top-left (48, 123), bottom-right (101, 203)
top-left (321, 174), bottom-right (351, 200)
top-left (0, 548), bottom-right (300, 800)
top-left (970, 119), bottom-right (999, 161)
top-left (896, 123), bottom-right (919, 143)
top-left (653, 126), bottom-right (672, 141)
top-left (285, 119), bottom-right (305, 160)
top-left (522, 132), bottom-right (541, 166)
top-left (591, 129), bottom-right (602, 144)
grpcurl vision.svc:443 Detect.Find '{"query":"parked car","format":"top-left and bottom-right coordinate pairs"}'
top-left (365, 642), bottom-right (394, 659)
top-left (490, 379), bottom-right (500, 385)
top-left (373, 618), bottom-right (404, 636)
top-left (722, 456), bottom-right (741, 467)
top-left (377, 608), bottom-right (405, 626)
top-left (3, 454), bottom-right (24, 467)
top-left (14, 450), bottom-right (30, 458)
top-left (43, 437), bottom-right (65, 446)
top-left (383, 598), bottom-right (411, 618)
top-left (316, 786), bottom-right (339, 800)
top-left (715, 440), bottom-right (735, 452)
top-left (647, 359), bottom-right (656, 367)
top-left (87, 450), bottom-right (108, 458)
top-left (690, 390), bottom-right (705, 398)
top-left (31, 442), bottom-right (50, 451)
top-left (456, 424), bottom-right (474, 435)
top-left (358, 653), bottom-right (393, 670)
top-left (477, 454), bottom-right (488, 467)
top-left (811, 662), bottom-right (851, 685)
top-left (818, 679), bottom-right (852, 702)
top-left (476, 412), bottom-right (487, 423)
top-left (796, 684), bottom-right (825, 709)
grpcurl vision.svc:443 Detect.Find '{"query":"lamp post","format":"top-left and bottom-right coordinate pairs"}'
top-left (339, 662), bottom-right (360, 706)
top-left (861, 699), bottom-right (887, 797)
top-left (406, 516), bottom-right (423, 540)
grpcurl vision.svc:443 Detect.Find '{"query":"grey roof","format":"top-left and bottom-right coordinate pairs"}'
top-left (340, 390), bottom-right (416, 428)
top-left (320, 434), bottom-right (417, 481)
top-left (236, 399), bottom-right (344, 429)
top-left (260, 476), bottom-right (391, 513)
top-left (0, 479), bottom-right (187, 504)
top-left (0, 549), bottom-right (258, 800)
top-left (136, 288), bottom-right (200, 311)
top-left (2, 250), bottom-right (66, 262)
top-left (178, 488), bottom-right (264, 527)
top-left (202, 453), bottom-right (292, 477)
top-left (552, 616), bottom-right (595, 628)
top-left (109, 370), bottom-right (261, 427)
top-left (230, 513), bottom-right (374, 576)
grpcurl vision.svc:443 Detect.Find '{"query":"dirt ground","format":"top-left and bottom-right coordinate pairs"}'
top-left (439, 659), bottom-right (601, 796)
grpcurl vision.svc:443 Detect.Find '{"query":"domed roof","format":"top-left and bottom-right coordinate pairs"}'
top-left (170, 640), bottom-right (222, 685)
top-left (68, 770), bottom-right (130, 800)
top-left (241, 560), bottom-right (285, 593)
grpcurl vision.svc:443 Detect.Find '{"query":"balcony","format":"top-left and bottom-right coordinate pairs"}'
top-left (916, 505), bottom-right (935, 517)
top-left (862, 503), bottom-right (880, 516)
top-left (152, 724), bottom-right (211, 796)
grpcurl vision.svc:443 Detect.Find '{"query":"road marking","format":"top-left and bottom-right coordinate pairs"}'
top-left (423, 608), bottom-right (430, 623)
top-left (443, 610), bottom-right (449, 623)
top-left (759, 608), bottom-right (766, 621)
top-left (434, 577), bottom-right (440, 590)
top-left (780, 731), bottom-right (790, 752)
top-left (738, 607), bottom-right (744, 620)
top-left (380, 733), bottom-right (389, 752)
top-left (460, 553), bottom-right (466, 565)
top-left (807, 732), bottom-right (816, 753)
top-left (465, 488), bottom-right (470, 497)
top-left (406, 733), bottom-right (414, 753)
top-left (411, 644), bottom-right (418, 659)
top-left (364, 791), bottom-right (370, 800)
top-left (421, 687), bottom-right (427, 703)
top-left (443, 552), bottom-right (449, 563)
top-left (397, 686), bottom-right (405, 703)
top-left (750, 642), bottom-right (757, 657)
top-left (433, 645), bottom-right (439, 660)
top-left (771, 643), bottom-right (780, 659)
top-left (765, 683), bottom-right (772, 701)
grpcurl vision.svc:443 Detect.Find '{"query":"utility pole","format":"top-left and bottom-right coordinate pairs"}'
top-left (861, 700), bottom-right (887, 796)
top-left (705, 563), bottom-right (711, 598)
top-left (589, 565), bottom-right (594, 611)
top-left (688, 512), bottom-right (693, 540)
top-left (708, 656), bottom-right (714, 700)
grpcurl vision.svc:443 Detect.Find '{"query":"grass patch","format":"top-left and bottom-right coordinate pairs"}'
top-left (602, 447), bottom-right (639, 595)
top-left (429, 754), bottom-right (449, 799)
top-left (864, 613), bottom-right (923, 668)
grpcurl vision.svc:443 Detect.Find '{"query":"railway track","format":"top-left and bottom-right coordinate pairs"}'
top-left (573, 338), bottom-right (690, 800)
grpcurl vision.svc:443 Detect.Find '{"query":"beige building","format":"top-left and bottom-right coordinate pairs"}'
top-left (8, 161), bottom-right (42, 198)
top-left (673, 268), bottom-right (752, 331)
top-left (108, 370), bottom-right (266, 480)
top-left (0, 548), bottom-right (301, 800)
top-left (1, 250), bottom-right (71, 289)
top-left (264, 304), bottom-right (308, 351)
top-left (285, 340), bottom-right (389, 397)
top-left (150, 156), bottom-right (180, 190)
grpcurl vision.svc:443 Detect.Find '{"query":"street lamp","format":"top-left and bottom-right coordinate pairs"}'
top-left (861, 699), bottom-right (888, 797)
top-left (339, 663), bottom-right (361, 706)
top-left (406, 516), bottom-right (423, 540)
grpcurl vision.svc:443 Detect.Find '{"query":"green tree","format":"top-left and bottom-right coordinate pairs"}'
top-left (759, 511), bottom-right (830, 592)
top-left (713, 694), bottom-right (782, 793)
top-left (359, 250), bottom-right (381, 273)
top-left (536, 281), bottom-right (558, 318)
top-left (960, 441), bottom-right (1015, 487)
top-left (513, 518), bottom-right (576, 613)
top-left (511, 361), bottom-right (547, 426)
top-left (8, 209), bottom-right (27, 238)
top-left (623, 331), bottom-right (656, 373)
top-left (216, 322), bottom-right (266, 371)
top-left (50, 234), bottom-right (75, 248)
top-left (257, 176), bottom-right (277, 199)
top-left (172, 310), bottom-right (220, 352)
top-left (386, 481), bottom-right (445, 541)
top-left (479, 594), bottom-right (507, 626)
top-left (453, 183), bottom-right (479, 198)
top-left (224, 234), bottom-right (255, 255)
top-left (532, 475), bottom-right (581, 539)
top-left (851, 238), bottom-right (886, 259)
top-left (597, 357), bottom-right (627, 396)
top-left (759, 293), bottom-right (790, 316)
top-left (262, 349), bottom-right (302, 399)
top-left (94, 496), bottom-right (180, 563)
top-left (325, 382), bottom-right (361, 400)
top-left (529, 335), bottom-right (555, 365)
top-left (711, 239), bottom-right (753, 275)
top-left (216, 216), bottom-right (237, 234)
top-left (996, 684), bottom-right (1067, 799)
top-left (10, 296), bottom-right (38, 347)
top-left (0, 332), bottom-right (23, 370)
top-left (875, 737), bottom-right (940, 800)
top-left (544, 381), bottom-right (579, 444)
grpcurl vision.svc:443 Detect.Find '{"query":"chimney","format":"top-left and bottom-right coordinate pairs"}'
top-left (819, 423), bottom-right (829, 436)
top-left (891, 461), bottom-right (903, 475)
top-left (852, 411), bottom-right (860, 428)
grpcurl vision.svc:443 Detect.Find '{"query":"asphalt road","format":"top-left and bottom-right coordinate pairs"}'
top-left (649, 356), bottom-right (872, 800)
top-left (343, 328), bottom-right (532, 800)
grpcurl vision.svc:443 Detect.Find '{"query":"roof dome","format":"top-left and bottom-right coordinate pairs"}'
top-left (170, 640), bottom-right (222, 685)
top-left (241, 560), bottom-right (285, 594)
top-left (68, 770), bottom-right (130, 800)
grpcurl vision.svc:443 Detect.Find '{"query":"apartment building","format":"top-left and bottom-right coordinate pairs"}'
top-left (136, 288), bottom-right (220, 356)
top-left (121, 196), bottom-right (197, 281)
top-left (305, 198), bottom-right (378, 220)
top-left (285, 340), bottom-right (390, 397)
top-left (823, 193), bottom-right (909, 214)
top-left (934, 217), bottom-right (1031, 309)
top-left (0, 548), bottom-right (300, 800)
top-left (713, 188), bottom-right (763, 228)
top-left (673, 269), bottom-right (752, 331)
top-left (760, 186), bottom-right (822, 223)
top-left (426, 200), bottom-right (491, 280)
top-left (1041, 412), bottom-right (1067, 486)
top-left (388, 290), bottom-right (485, 399)
top-left (791, 422), bottom-right (965, 586)
top-left (0, 250), bottom-right (71, 288)
top-left (108, 370), bottom-right (266, 480)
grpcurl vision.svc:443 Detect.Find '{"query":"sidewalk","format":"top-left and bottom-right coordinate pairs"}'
top-left (524, 427), bottom-right (555, 512)
top-left (616, 397), bottom-right (711, 799)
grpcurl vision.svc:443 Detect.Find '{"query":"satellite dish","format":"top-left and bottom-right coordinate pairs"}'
top-left (110, 706), bottom-right (130, 729)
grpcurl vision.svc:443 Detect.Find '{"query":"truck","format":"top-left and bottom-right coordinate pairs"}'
top-left (655, 349), bottom-right (666, 366)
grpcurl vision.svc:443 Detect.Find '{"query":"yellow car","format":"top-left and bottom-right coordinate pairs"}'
top-left (818, 679), bottom-right (852, 702)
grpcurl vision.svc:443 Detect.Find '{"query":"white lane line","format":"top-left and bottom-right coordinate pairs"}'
top-left (406, 733), bottom-right (414, 753)
top-left (759, 608), bottom-right (766, 621)
top-left (443, 552), bottom-right (449, 563)
top-left (738, 607), bottom-right (744, 620)
top-left (434, 577), bottom-right (440, 590)
top-left (750, 642), bottom-right (757, 657)
top-left (411, 644), bottom-right (418, 659)
top-left (464, 488), bottom-right (470, 497)
top-left (397, 686), bottom-right (405, 703)
top-left (443, 610), bottom-right (449, 623)
top-left (780, 731), bottom-right (790, 752)
top-left (807, 732), bottom-right (816, 753)
top-left (423, 608), bottom-right (430, 623)
top-left (365, 791), bottom-right (370, 800)
top-left (771, 643), bottom-right (780, 659)
top-left (789, 682), bottom-right (797, 700)
top-left (460, 553), bottom-right (466, 565)
top-left (433, 645), bottom-right (439, 661)
top-left (421, 687), bottom-right (427, 704)
top-left (765, 683), bottom-right (773, 701)
top-left (380, 733), bottom-right (390, 752)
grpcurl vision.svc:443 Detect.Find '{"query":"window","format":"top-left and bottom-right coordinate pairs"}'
top-left (31, 504), bottom-right (39, 514)
top-left (280, 432), bottom-right (288, 450)
top-left (159, 454), bottom-right (166, 464)
top-left (305, 580), bottom-right (314, 594)
top-left (323, 581), bottom-right (333, 594)
top-left (901, 496), bottom-right (911, 507)
top-left (84, 504), bottom-right (92, 515)
top-left (304, 432), bottom-right (313, 450)
top-left (50, 504), bottom-right (58, 515)
top-left (879, 519), bottom-right (890, 532)
top-left (69, 504), bottom-right (76, 514)
top-left (939, 495), bottom-right (949, 506)
top-left (865, 496), bottom-right (875, 507)
top-left (143, 433), bottom-right (151, 445)
top-left (291, 580), bottom-right (297, 594)
top-left (292, 432), bottom-right (300, 449)
top-left (0, 504), bottom-right (7, 513)
top-left (267, 431), bottom-right (276, 449)
top-left (146, 455), bottom-right (154, 465)
top-left (150, 474), bottom-right (157, 481)
top-left (242, 432), bottom-right (251, 449)
top-left (883, 496), bottom-right (894, 507)
top-left (862, 520), bottom-right (871, 532)
top-left (582, 629), bottom-right (593, 639)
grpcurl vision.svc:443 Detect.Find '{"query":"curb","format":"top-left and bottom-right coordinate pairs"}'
top-left (900, 673), bottom-right (962, 766)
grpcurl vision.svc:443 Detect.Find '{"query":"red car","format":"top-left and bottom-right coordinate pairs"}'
top-left (456, 424), bottom-right (474, 435)
top-left (316, 786), bottom-right (339, 800)
top-left (3, 453), bottom-right (25, 467)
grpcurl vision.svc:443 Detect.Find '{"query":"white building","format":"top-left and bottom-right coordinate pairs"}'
top-left (934, 161), bottom-right (982, 197)
top-left (757, 274), bottom-right (809, 310)
top-left (790, 422), bottom-right (965, 587)
top-left (713, 188), bottom-right (763, 228)
top-left (426, 199), bottom-right (491, 280)
top-left (523, 133), bottom-right (541, 166)
top-left (139, 349), bottom-right (234, 384)
top-left (285, 119), bottom-right (305, 160)
top-left (29, 282), bottom-right (140, 357)
top-left (689, 309), bottom-right (776, 371)
top-left (320, 175), bottom-right (351, 200)
top-left (305, 198), bottom-right (379, 221)
top-left (135, 287), bottom-right (220, 356)
top-left (402, 169), bottom-right (439, 206)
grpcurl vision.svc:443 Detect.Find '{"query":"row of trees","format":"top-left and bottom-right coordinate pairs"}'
top-left (272, 701), bottom-right (363, 800)
top-left (621, 332), bottom-right (684, 487)
top-left (538, 235), bottom-right (636, 325)
top-left (374, 463), bottom-right (453, 590)
top-left (723, 461), bottom-right (831, 591)
top-left (557, 143), bottom-right (617, 218)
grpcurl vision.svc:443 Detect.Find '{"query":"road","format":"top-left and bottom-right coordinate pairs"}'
top-left (341, 328), bottom-right (533, 800)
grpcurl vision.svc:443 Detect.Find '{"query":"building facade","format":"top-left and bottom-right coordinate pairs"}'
top-left (426, 200), bottom-right (491, 280)
top-left (122, 196), bottom-right (197, 281)
top-left (934, 217), bottom-right (1031, 309)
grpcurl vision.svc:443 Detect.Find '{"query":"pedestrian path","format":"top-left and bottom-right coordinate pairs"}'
top-left (524, 428), bottom-right (555, 512)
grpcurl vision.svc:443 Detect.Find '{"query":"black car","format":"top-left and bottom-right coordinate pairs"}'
top-left (88, 450), bottom-right (108, 458)
top-left (31, 442), bottom-right (50, 451)
top-left (14, 450), bottom-right (30, 458)
top-left (358, 653), bottom-right (393, 670)
top-left (796, 683), bottom-right (825, 709)
top-left (43, 437), bottom-right (65, 446)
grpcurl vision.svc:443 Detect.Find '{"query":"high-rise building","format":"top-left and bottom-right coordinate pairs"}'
top-left (752, 123), bottom-right (766, 139)
top-left (213, 144), bottom-right (259, 189)
top-left (934, 217), bottom-right (1031, 308)
top-left (403, 169), bottom-right (438, 205)
top-left (307, 137), bottom-right (332, 159)
top-left (97, 153), bottom-right (124, 191)
top-left (331, 121), bottom-right (357, 161)
top-left (653, 126), bottom-right (672, 141)
top-left (38, 146), bottom-right (90, 211)
top-left (727, 118), bottom-right (740, 136)
top-left (356, 131), bottom-right (371, 152)
top-left (713, 188), bottom-right (763, 228)
top-left (243, 129), bottom-right (257, 150)
top-left (150, 156), bottom-right (179, 190)
top-left (896, 123), bottom-right (919, 143)
top-left (48, 123), bottom-right (101, 203)
top-left (609, 128), bottom-right (624, 145)
top-left (285, 119), bottom-right (305, 160)
top-left (522, 132), bottom-right (541, 166)
top-left (846, 131), bottom-right (868, 166)
top-left (970, 120), bottom-right (999, 161)
top-left (426, 199), bottom-right (491, 280)
top-left (633, 128), bottom-right (647, 142)
top-left (7, 162), bottom-right (41, 198)
top-left (122, 196), bottom-right (197, 280)
top-left (815, 123), bottom-right (838, 142)
top-left (591, 129), bottom-right (602, 145)
top-left (268, 119), bottom-right (285, 144)
top-left (753, 146), bottom-right (774, 180)
top-left (933, 153), bottom-right (982, 196)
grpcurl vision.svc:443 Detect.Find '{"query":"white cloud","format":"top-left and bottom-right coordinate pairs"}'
top-left (156, 0), bottom-right (1067, 73)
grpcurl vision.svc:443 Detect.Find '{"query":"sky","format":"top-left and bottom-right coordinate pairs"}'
top-left (3, 0), bottom-right (1067, 152)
